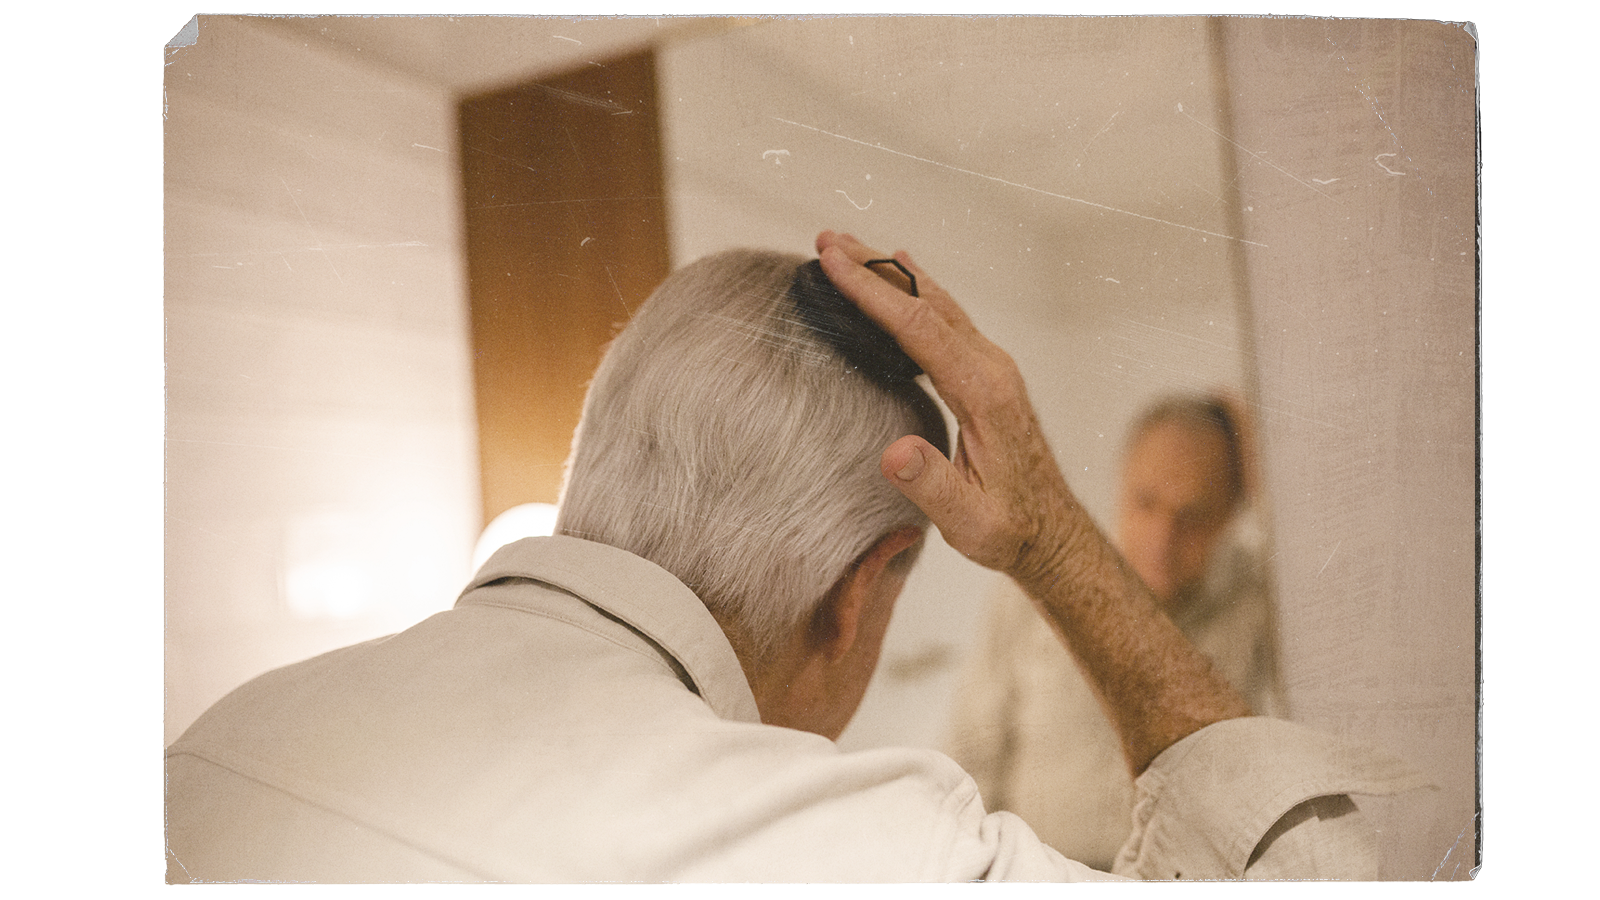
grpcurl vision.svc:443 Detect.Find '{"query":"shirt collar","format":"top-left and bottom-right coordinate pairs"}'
top-left (456, 535), bottom-right (762, 725)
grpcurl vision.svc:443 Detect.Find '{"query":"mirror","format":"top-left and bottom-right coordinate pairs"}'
top-left (651, 18), bottom-right (1271, 752)
top-left (165, 15), bottom-right (1474, 879)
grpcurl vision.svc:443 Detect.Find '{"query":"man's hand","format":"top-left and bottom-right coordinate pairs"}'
top-left (815, 231), bottom-right (1090, 591)
top-left (816, 230), bottom-right (1250, 775)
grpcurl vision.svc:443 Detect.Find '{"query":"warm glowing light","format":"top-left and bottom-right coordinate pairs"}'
top-left (282, 509), bottom-right (375, 620)
top-left (472, 502), bottom-right (559, 571)
top-left (284, 560), bottom-right (372, 619)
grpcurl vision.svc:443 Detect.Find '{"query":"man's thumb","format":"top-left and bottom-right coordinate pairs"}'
top-left (880, 436), bottom-right (968, 529)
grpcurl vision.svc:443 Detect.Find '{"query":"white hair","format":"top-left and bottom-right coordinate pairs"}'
top-left (555, 249), bottom-right (948, 661)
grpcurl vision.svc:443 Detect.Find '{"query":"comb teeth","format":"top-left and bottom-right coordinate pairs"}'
top-left (787, 259), bottom-right (923, 383)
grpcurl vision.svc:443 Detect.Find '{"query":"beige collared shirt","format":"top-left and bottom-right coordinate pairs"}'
top-left (166, 536), bottom-right (1422, 882)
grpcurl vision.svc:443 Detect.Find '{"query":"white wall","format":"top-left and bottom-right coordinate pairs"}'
top-left (164, 17), bottom-right (479, 745)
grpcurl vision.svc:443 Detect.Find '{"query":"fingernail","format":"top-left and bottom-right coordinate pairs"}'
top-left (895, 447), bottom-right (924, 481)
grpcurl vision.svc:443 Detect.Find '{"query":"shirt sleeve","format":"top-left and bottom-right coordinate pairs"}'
top-left (1109, 717), bottom-right (1432, 880)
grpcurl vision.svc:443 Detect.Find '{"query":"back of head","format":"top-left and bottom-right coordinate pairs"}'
top-left (556, 249), bottom-right (948, 662)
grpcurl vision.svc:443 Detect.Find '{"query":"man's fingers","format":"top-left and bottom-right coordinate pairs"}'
top-left (818, 230), bottom-right (978, 337)
top-left (886, 249), bottom-right (971, 330)
top-left (819, 232), bottom-right (921, 294)
top-left (819, 245), bottom-right (967, 382)
top-left (816, 230), bottom-right (872, 260)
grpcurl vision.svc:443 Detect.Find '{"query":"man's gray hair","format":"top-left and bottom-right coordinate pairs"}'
top-left (555, 249), bottom-right (949, 661)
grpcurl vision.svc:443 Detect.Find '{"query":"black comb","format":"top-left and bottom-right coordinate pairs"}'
top-left (788, 258), bottom-right (923, 383)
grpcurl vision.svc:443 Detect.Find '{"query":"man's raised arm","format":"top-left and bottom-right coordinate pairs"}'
top-left (816, 231), bottom-right (1249, 775)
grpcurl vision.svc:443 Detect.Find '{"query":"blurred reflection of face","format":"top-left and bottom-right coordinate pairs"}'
top-left (1115, 420), bottom-right (1237, 611)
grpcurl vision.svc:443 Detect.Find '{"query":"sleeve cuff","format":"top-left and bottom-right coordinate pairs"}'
top-left (1111, 717), bottom-right (1432, 880)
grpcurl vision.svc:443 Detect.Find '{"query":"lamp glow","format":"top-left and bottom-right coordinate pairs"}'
top-left (472, 502), bottom-right (559, 571)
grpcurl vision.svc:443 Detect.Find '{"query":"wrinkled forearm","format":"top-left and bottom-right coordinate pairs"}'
top-left (1009, 493), bottom-right (1251, 776)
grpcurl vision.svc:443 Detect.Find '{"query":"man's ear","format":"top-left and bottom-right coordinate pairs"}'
top-left (808, 527), bottom-right (925, 663)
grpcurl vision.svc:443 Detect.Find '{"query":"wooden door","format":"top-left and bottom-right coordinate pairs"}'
top-left (459, 49), bottom-right (671, 525)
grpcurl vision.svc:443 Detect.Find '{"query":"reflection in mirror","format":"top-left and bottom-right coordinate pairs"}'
top-left (947, 392), bottom-right (1282, 869)
top-left (164, 15), bottom-right (1474, 880)
top-left (653, 20), bottom-right (1273, 870)
top-left (663, 15), bottom-right (1251, 709)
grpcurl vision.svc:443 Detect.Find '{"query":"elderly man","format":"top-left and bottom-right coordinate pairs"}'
top-left (165, 232), bottom-right (1417, 882)
top-left (949, 395), bottom-right (1286, 869)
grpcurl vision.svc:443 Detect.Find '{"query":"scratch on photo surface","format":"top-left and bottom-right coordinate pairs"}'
top-left (1256, 549), bottom-right (1282, 575)
top-left (536, 82), bottom-right (635, 115)
top-left (412, 143), bottom-right (444, 153)
top-left (774, 117), bottom-right (1264, 247)
top-left (168, 851), bottom-right (193, 882)
top-left (1317, 540), bottom-right (1342, 576)
top-left (279, 176), bottom-right (345, 284)
top-left (603, 264), bottom-right (631, 316)
top-left (1431, 813), bottom-right (1478, 880)
top-left (1329, 37), bottom-right (1406, 152)
top-left (1114, 316), bottom-right (1238, 355)
top-left (1375, 153), bottom-right (1405, 176)
top-left (463, 143), bottom-right (545, 176)
top-left (1071, 109), bottom-right (1120, 170)
top-left (1178, 109), bottom-right (1333, 200)
top-left (835, 190), bottom-right (873, 210)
